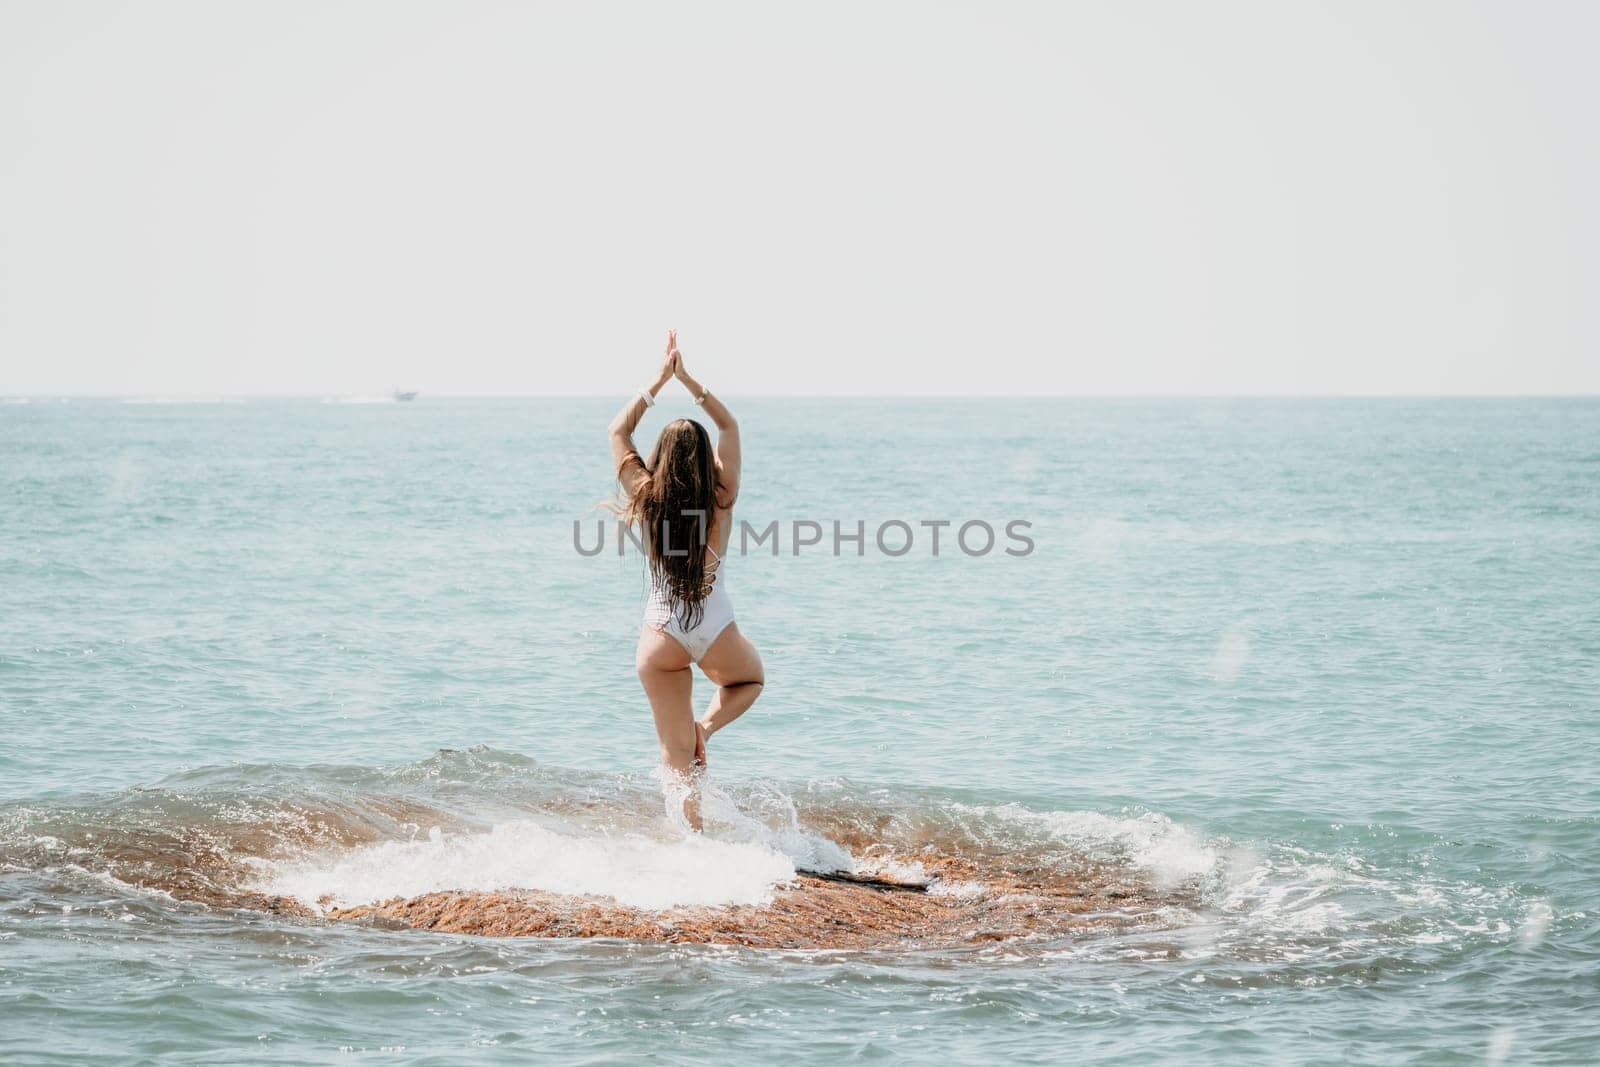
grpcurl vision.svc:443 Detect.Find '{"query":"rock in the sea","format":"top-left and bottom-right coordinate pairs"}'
top-left (323, 855), bottom-right (1167, 950)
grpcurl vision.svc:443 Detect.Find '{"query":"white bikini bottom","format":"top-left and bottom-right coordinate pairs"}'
top-left (644, 575), bottom-right (735, 662)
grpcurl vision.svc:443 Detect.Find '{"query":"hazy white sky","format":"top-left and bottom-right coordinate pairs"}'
top-left (1, 1), bottom-right (1596, 396)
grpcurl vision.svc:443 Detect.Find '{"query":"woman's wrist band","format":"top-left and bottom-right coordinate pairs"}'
top-left (693, 388), bottom-right (709, 406)
top-left (637, 387), bottom-right (656, 408)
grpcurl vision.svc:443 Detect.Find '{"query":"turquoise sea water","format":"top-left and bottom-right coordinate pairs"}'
top-left (1, 397), bottom-right (1597, 1063)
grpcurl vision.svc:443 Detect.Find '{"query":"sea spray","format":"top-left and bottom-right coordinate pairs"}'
top-left (251, 819), bottom-right (796, 911)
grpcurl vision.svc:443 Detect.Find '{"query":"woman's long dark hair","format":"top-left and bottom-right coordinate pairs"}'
top-left (619, 418), bottom-right (719, 629)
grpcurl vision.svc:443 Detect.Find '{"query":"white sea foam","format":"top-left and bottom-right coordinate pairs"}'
top-left (860, 855), bottom-right (935, 886)
top-left (697, 780), bottom-right (857, 875)
top-left (1028, 808), bottom-right (1221, 888)
top-left (1209, 626), bottom-right (1252, 682)
top-left (251, 820), bottom-right (797, 911)
top-left (966, 802), bottom-right (1461, 955)
top-left (1518, 900), bottom-right (1553, 948)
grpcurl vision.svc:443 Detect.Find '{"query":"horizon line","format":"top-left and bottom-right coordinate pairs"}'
top-left (3, 392), bottom-right (1598, 402)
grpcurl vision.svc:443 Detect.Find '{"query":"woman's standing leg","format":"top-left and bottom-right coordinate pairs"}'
top-left (696, 624), bottom-right (765, 756)
top-left (636, 628), bottom-right (702, 829)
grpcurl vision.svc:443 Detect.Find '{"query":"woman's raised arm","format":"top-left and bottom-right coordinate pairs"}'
top-left (609, 332), bottom-right (678, 492)
top-left (671, 342), bottom-right (739, 506)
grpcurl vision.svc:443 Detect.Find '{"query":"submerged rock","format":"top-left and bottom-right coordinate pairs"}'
top-left (321, 854), bottom-right (1170, 950)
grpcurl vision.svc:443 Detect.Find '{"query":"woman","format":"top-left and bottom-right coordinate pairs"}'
top-left (609, 330), bottom-right (765, 831)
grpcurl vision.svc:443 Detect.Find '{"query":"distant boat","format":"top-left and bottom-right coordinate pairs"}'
top-left (393, 389), bottom-right (418, 402)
